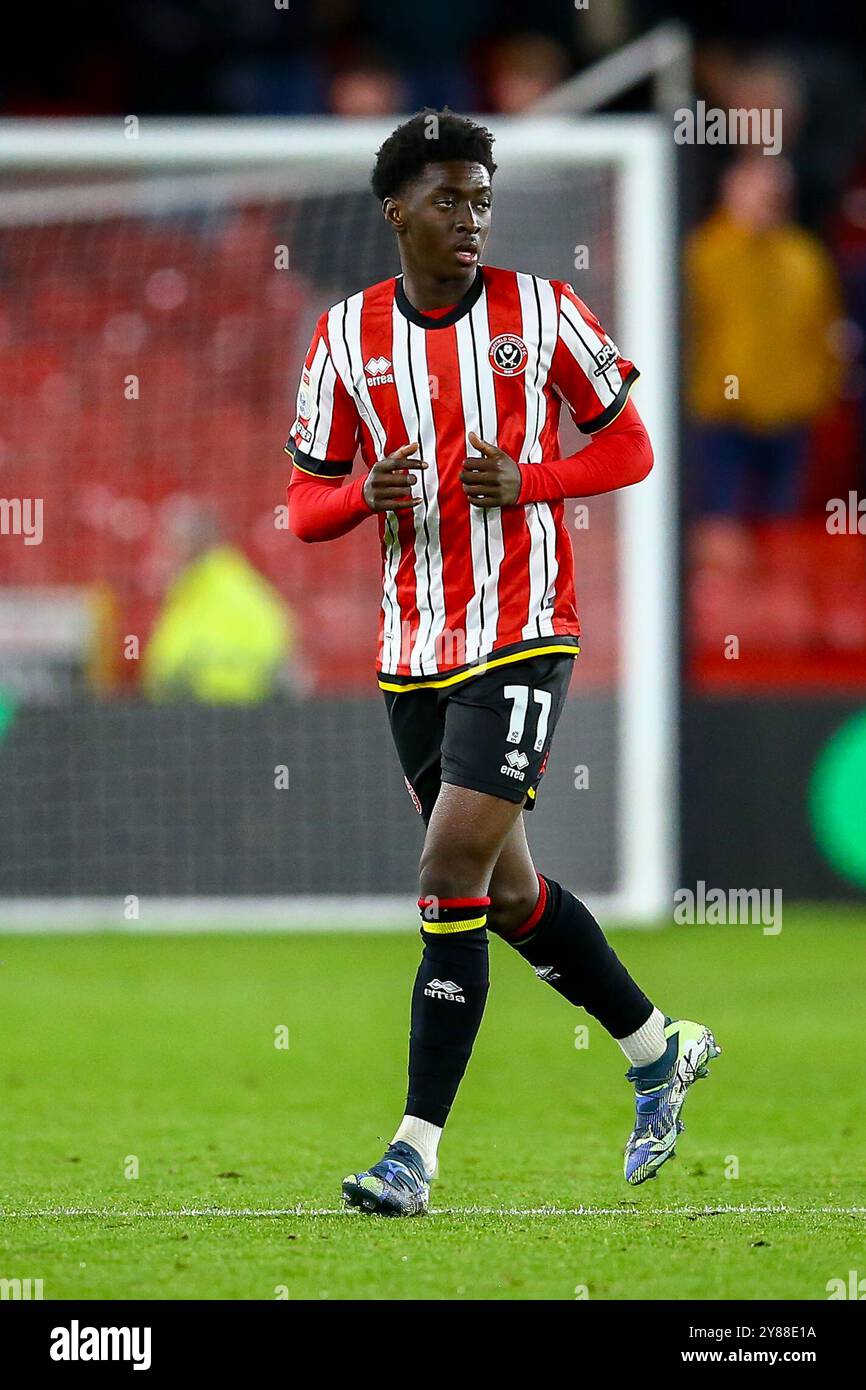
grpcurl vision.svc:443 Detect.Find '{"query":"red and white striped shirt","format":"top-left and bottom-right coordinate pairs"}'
top-left (286, 265), bottom-right (639, 689)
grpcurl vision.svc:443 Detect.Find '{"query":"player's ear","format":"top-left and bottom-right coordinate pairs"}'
top-left (383, 197), bottom-right (405, 232)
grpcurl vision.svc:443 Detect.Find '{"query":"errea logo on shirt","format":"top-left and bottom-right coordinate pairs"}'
top-left (365, 356), bottom-right (394, 386)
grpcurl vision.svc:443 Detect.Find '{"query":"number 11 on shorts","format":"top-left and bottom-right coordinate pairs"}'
top-left (504, 685), bottom-right (552, 752)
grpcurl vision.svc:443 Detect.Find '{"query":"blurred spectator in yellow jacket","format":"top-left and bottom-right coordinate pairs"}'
top-left (686, 155), bottom-right (844, 514)
top-left (143, 497), bottom-right (299, 703)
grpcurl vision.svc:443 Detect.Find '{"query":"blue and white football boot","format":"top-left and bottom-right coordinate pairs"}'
top-left (624, 1017), bottom-right (721, 1185)
top-left (342, 1140), bottom-right (432, 1216)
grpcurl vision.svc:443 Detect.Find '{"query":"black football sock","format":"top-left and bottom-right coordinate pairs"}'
top-left (405, 897), bottom-right (490, 1128)
top-left (500, 875), bottom-right (653, 1039)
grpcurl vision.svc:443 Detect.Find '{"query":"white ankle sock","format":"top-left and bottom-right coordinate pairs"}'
top-left (617, 1007), bottom-right (667, 1067)
top-left (392, 1115), bottom-right (442, 1177)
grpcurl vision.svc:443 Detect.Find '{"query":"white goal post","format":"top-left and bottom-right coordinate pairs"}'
top-left (0, 116), bottom-right (677, 930)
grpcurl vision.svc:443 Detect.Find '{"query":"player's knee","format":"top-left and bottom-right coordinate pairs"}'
top-left (418, 842), bottom-right (490, 902)
top-left (487, 885), bottom-right (539, 938)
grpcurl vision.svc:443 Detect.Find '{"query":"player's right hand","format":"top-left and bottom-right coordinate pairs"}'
top-left (363, 443), bottom-right (429, 512)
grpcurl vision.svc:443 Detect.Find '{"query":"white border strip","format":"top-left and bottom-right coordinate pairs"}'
top-left (0, 115), bottom-right (663, 168)
top-left (0, 892), bottom-right (638, 932)
top-left (615, 125), bottom-right (678, 920)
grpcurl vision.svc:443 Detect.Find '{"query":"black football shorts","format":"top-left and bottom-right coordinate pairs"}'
top-left (383, 652), bottom-right (576, 825)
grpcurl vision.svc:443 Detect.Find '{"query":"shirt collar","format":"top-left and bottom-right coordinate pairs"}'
top-left (394, 268), bottom-right (484, 329)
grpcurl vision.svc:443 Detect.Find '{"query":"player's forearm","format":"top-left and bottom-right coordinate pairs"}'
top-left (516, 407), bottom-right (653, 505)
top-left (287, 470), bottom-right (372, 542)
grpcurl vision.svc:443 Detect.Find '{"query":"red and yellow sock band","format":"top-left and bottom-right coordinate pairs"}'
top-left (418, 895), bottom-right (490, 934)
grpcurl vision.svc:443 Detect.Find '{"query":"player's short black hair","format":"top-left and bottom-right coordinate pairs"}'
top-left (371, 109), bottom-right (497, 202)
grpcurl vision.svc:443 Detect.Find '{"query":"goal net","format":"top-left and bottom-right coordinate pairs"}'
top-left (0, 117), bottom-right (676, 928)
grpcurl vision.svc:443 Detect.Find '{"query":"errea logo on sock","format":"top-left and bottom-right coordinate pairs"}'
top-left (424, 979), bottom-right (465, 1003)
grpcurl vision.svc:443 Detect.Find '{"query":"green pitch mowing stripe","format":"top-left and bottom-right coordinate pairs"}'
top-left (0, 911), bottom-right (864, 1299)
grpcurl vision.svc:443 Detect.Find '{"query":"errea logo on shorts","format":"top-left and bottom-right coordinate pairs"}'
top-left (365, 356), bottom-right (394, 386)
top-left (501, 749), bottom-right (529, 781)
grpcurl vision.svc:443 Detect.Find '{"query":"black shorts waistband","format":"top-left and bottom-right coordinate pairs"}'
top-left (377, 636), bottom-right (580, 693)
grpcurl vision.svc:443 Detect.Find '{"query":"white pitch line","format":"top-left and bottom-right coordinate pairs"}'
top-left (3, 1205), bottom-right (865, 1219)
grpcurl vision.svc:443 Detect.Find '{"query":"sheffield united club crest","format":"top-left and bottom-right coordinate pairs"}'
top-left (488, 333), bottom-right (529, 377)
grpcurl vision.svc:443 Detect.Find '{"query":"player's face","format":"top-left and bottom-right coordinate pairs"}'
top-left (388, 161), bottom-right (492, 280)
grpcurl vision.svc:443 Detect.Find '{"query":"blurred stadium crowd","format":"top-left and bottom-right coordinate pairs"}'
top-left (681, 48), bottom-right (866, 687)
top-left (2, 2), bottom-right (866, 699)
top-left (4, 3), bottom-right (864, 124)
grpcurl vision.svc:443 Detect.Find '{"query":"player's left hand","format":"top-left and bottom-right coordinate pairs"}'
top-left (460, 433), bottom-right (522, 508)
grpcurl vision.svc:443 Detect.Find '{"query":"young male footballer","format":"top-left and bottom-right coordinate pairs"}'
top-left (286, 110), bottom-right (719, 1216)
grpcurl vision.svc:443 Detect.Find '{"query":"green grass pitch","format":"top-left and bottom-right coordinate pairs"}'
top-left (1, 909), bottom-right (864, 1300)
